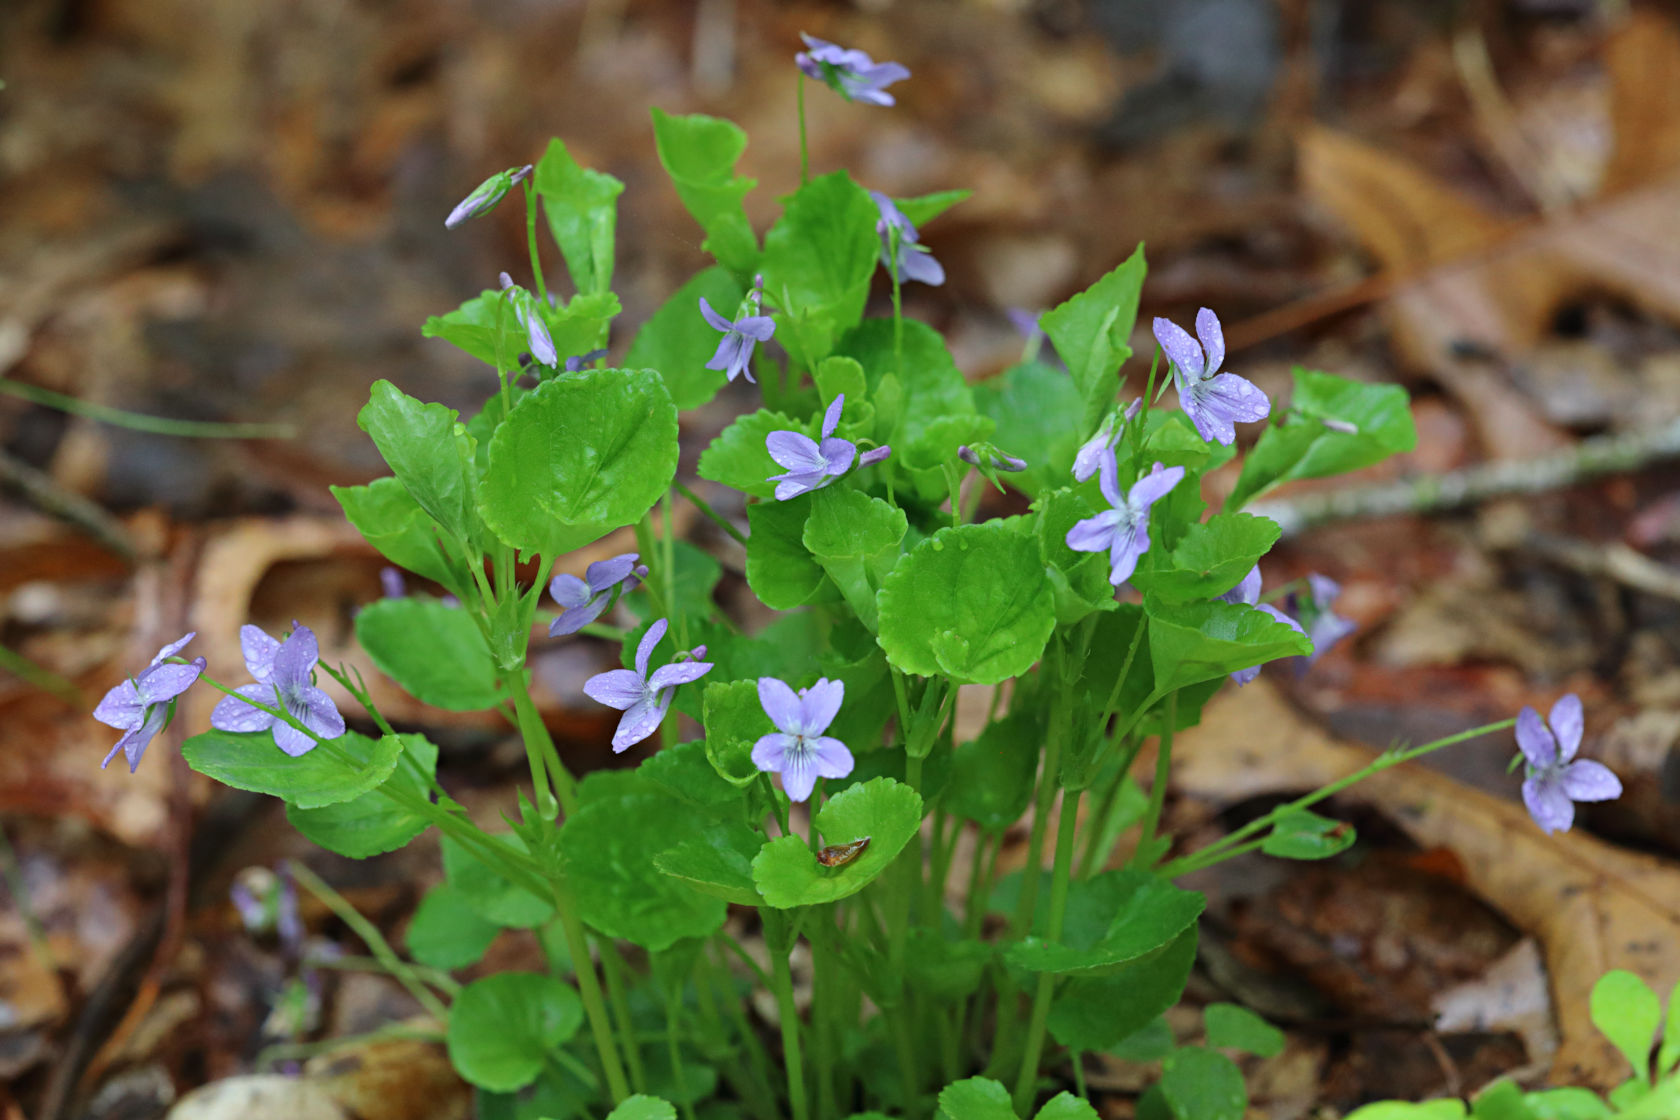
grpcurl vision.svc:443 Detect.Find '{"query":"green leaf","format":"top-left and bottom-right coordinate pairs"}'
top-left (894, 188), bottom-right (972, 228)
top-left (1661, 979), bottom-right (1680, 1076)
top-left (1160, 1047), bottom-right (1246, 1120)
top-left (1344, 1106), bottom-right (1469, 1120)
top-left (1521, 1088), bottom-right (1613, 1120)
top-left (441, 832), bottom-right (555, 928)
top-left (946, 710), bottom-right (1041, 832)
top-left (835, 319), bottom-right (975, 460)
top-left (447, 972), bottom-right (583, 1092)
top-left (479, 368), bottom-right (679, 557)
top-left (1033, 487), bottom-right (1119, 626)
top-left (876, 520), bottom-right (1055, 685)
top-left (639, 740), bottom-right (747, 810)
top-left (1204, 1002), bottom-right (1285, 1057)
top-left (937, 1077), bottom-right (1016, 1120)
top-left (331, 478), bottom-right (455, 587)
top-left (745, 500), bottom-right (829, 609)
top-left (1130, 512), bottom-right (1280, 603)
top-left (653, 819), bottom-right (764, 906)
top-left (182, 729), bottom-right (401, 810)
top-left (752, 778), bottom-right (923, 908)
top-left (1590, 970), bottom-right (1661, 1082)
top-left (358, 380), bottom-right (482, 546)
top-left (1040, 244), bottom-right (1146, 431)
top-left (761, 171), bottom-right (880, 368)
top-left (698, 409), bottom-right (804, 500)
top-left (650, 108), bottom-right (758, 273)
top-left (1034, 1094), bottom-right (1100, 1120)
top-left (625, 266), bottom-right (745, 409)
top-left (535, 291), bottom-right (621, 365)
top-left (1467, 1081), bottom-right (1535, 1120)
top-left (534, 137), bottom-right (624, 296)
top-left (1227, 369), bottom-right (1417, 509)
top-left (1048, 927), bottom-right (1198, 1052)
top-left (421, 290), bottom-right (512, 366)
top-left (1109, 1018), bottom-right (1177, 1061)
top-left (975, 361), bottom-right (1085, 499)
top-left (405, 882), bottom-right (502, 970)
top-left (702, 679), bottom-right (772, 786)
top-left (1145, 598), bottom-right (1312, 693)
top-left (803, 487), bottom-right (906, 631)
top-left (559, 788), bottom-right (728, 950)
top-left (606, 1097), bottom-right (680, 1120)
top-left (1006, 869), bottom-right (1204, 974)
top-left (815, 355), bottom-right (869, 414)
top-left (1262, 810), bottom-right (1356, 861)
top-left (355, 598), bottom-right (501, 710)
top-left (286, 733), bottom-right (438, 857)
top-left (906, 928), bottom-right (991, 1000)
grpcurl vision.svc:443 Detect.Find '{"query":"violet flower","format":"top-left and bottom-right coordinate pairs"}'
top-left (1072, 400), bottom-right (1143, 483)
top-left (752, 677), bottom-right (853, 803)
top-left (1153, 308), bottom-right (1270, 446)
top-left (1515, 694), bottom-right (1621, 834)
top-left (444, 164), bottom-right (531, 229)
top-left (869, 192), bottom-right (944, 287)
top-left (211, 623), bottom-right (346, 757)
top-left (582, 618), bottom-right (712, 752)
top-left (549, 553), bottom-right (646, 637)
top-left (499, 273), bottom-right (557, 368)
top-left (796, 34), bottom-right (910, 106)
top-left (1219, 566), bottom-right (1307, 686)
top-left (564, 348), bottom-right (609, 372)
top-left (700, 293), bottom-right (775, 385)
top-left (1065, 451), bottom-right (1185, 588)
top-left (1300, 574), bottom-right (1357, 663)
top-left (93, 633), bottom-right (206, 772)
top-left (858, 445), bottom-right (893, 467)
top-left (379, 568), bottom-right (406, 599)
top-left (768, 394), bottom-right (856, 500)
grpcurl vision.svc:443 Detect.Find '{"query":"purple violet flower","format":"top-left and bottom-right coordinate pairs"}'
top-left (549, 553), bottom-right (646, 637)
top-left (499, 273), bottom-right (557, 368)
top-left (211, 623), bottom-right (346, 757)
top-left (1153, 308), bottom-right (1270, 446)
top-left (379, 568), bottom-right (406, 599)
top-left (1219, 566), bottom-right (1307, 686)
top-left (752, 677), bottom-right (853, 803)
top-left (93, 633), bottom-right (206, 772)
top-left (582, 618), bottom-right (712, 752)
top-left (444, 164), bottom-right (531, 230)
top-left (859, 445), bottom-right (893, 467)
top-left (869, 192), bottom-right (945, 286)
top-left (564, 348), bottom-right (609, 372)
top-left (1300, 574), bottom-right (1357, 663)
top-left (767, 394), bottom-right (856, 500)
top-left (700, 293), bottom-right (775, 385)
top-left (1072, 401), bottom-right (1144, 484)
top-left (796, 34), bottom-right (910, 106)
top-left (1515, 694), bottom-right (1621, 834)
top-left (1065, 452), bottom-right (1185, 588)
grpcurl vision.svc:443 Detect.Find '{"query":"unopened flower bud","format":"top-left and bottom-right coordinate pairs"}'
top-left (957, 445), bottom-right (981, 467)
top-left (445, 165), bottom-right (531, 230)
top-left (859, 445), bottom-right (892, 467)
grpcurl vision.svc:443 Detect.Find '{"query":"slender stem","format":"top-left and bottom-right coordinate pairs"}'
top-left (675, 479), bottom-right (747, 544)
top-left (558, 904), bottom-right (633, 1103)
top-left (1129, 691), bottom-right (1178, 870)
top-left (766, 917), bottom-right (810, 1120)
top-left (601, 941), bottom-right (648, 1092)
top-left (288, 863), bottom-right (450, 1023)
top-left (257, 1023), bottom-right (441, 1070)
top-left (797, 77), bottom-right (810, 185)
top-left (889, 233), bottom-right (904, 377)
top-left (665, 978), bottom-right (698, 1120)
top-left (524, 180), bottom-right (549, 305)
top-left (305, 953), bottom-right (461, 995)
top-left (1073, 1054), bottom-right (1088, 1100)
top-left (1013, 787), bottom-right (1081, 1114)
top-left (0, 377), bottom-right (297, 439)
top-left (810, 925), bottom-right (837, 1120)
top-left (503, 668), bottom-right (577, 817)
top-left (663, 491), bottom-right (684, 651)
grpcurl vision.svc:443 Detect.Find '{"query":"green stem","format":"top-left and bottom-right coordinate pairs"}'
top-left (675, 479), bottom-right (747, 544)
top-left (1129, 691), bottom-right (1178, 870)
top-left (558, 905), bottom-right (633, 1103)
top-left (524, 180), bottom-right (549, 306)
top-left (601, 940), bottom-right (648, 1092)
top-left (504, 668), bottom-right (577, 817)
top-left (765, 915), bottom-right (810, 1120)
top-left (1013, 787), bottom-right (1081, 1114)
top-left (665, 979), bottom-right (698, 1120)
top-left (0, 377), bottom-right (297, 439)
top-left (0, 642), bottom-right (81, 706)
top-left (288, 863), bottom-right (450, 1023)
top-left (797, 77), bottom-right (810, 184)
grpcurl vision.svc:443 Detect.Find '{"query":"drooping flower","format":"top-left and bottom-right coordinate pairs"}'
top-left (1515, 694), bottom-right (1621, 834)
top-left (858, 445), bottom-right (893, 467)
top-left (1218, 566), bottom-right (1307, 686)
top-left (700, 291), bottom-right (775, 385)
top-left (444, 164), bottom-right (532, 229)
top-left (549, 553), bottom-right (646, 637)
top-left (958, 444), bottom-right (1027, 473)
top-left (499, 273), bottom-right (557, 367)
top-left (752, 677), bottom-right (853, 803)
top-left (1153, 308), bottom-right (1270, 446)
top-left (767, 394), bottom-right (856, 500)
top-left (93, 633), bottom-right (206, 772)
top-left (1299, 574), bottom-right (1357, 663)
top-left (1065, 451), bottom-right (1185, 588)
top-left (564, 348), bottom-right (609, 372)
top-left (211, 623), bottom-right (346, 757)
top-left (796, 34), bottom-right (910, 106)
top-left (869, 192), bottom-right (944, 286)
top-left (582, 618), bottom-right (712, 752)
top-left (1072, 400), bottom-right (1143, 484)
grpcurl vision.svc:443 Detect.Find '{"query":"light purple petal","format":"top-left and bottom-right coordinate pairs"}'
top-left (1549, 694), bottom-right (1584, 762)
top-left (549, 573), bottom-right (593, 610)
top-left (1095, 447), bottom-right (1123, 508)
top-left (1222, 565), bottom-right (1263, 607)
top-left (584, 669), bottom-right (646, 711)
top-left (106, 703), bottom-right (172, 772)
top-left (586, 554), bottom-right (640, 595)
top-left (767, 430), bottom-right (827, 474)
top-left (550, 597), bottom-right (609, 637)
top-left (1152, 317), bottom-right (1204, 380)
top-left (859, 445), bottom-right (892, 467)
top-left (735, 315), bottom-right (777, 342)
top-left (729, 338), bottom-right (760, 383)
top-left (289, 684), bottom-right (345, 741)
top-left (152, 632), bottom-right (197, 665)
top-left (752, 731), bottom-right (797, 774)
top-left (1559, 760), bottom-right (1620, 802)
top-left (1127, 463), bottom-right (1185, 512)
top-left (213, 684), bottom-right (280, 733)
top-left (796, 53), bottom-right (825, 81)
top-left (1181, 392), bottom-right (1236, 446)
top-left (1229, 664), bottom-right (1261, 687)
top-left (1256, 602), bottom-right (1306, 636)
top-left (797, 678), bottom-right (845, 738)
top-left (1108, 529), bottom-right (1150, 588)
top-left (272, 625), bottom-right (320, 691)
top-left (1523, 775), bottom-right (1575, 834)
top-left (1066, 509), bottom-right (1122, 554)
top-left (759, 677), bottom-right (804, 736)
top-left (821, 394), bottom-right (845, 439)
top-left (93, 680), bottom-right (144, 730)
top-left (899, 248), bottom-right (945, 287)
top-left (525, 314), bottom-right (557, 367)
top-left (705, 335), bottom-right (744, 377)
top-left (1308, 573), bottom-right (1342, 608)
top-left (818, 437), bottom-right (857, 474)
top-left (635, 619), bottom-right (668, 678)
top-left (698, 297), bottom-right (734, 334)
top-left (1198, 373), bottom-right (1271, 426)
top-left (612, 692), bottom-right (672, 752)
top-left (780, 753), bottom-right (820, 802)
top-left (1195, 307), bottom-right (1225, 375)
top-left (773, 475), bottom-right (826, 501)
top-left (648, 660), bottom-right (714, 692)
top-left (137, 659), bottom-right (205, 705)
top-left (808, 735), bottom-right (853, 779)
top-left (1515, 707), bottom-right (1557, 769)
top-left (272, 719), bottom-right (319, 758)
top-left (1307, 610), bottom-right (1357, 663)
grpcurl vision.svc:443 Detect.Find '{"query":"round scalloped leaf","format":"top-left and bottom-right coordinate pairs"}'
top-left (876, 519), bottom-right (1054, 684)
top-left (479, 368), bottom-right (678, 557)
top-left (355, 598), bottom-right (501, 711)
top-left (1005, 869), bottom-right (1204, 974)
top-left (606, 1097), bottom-right (680, 1120)
top-left (936, 1077), bottom-right (1015, 1120)
top-left (446, 972), bottom-right (583, 1092)
top-left (752, 777), bottom-right (923, 908)
top-left (182, 729), bottom-right (401, 810)
top-left (286, 734), bottom-right (438, 857)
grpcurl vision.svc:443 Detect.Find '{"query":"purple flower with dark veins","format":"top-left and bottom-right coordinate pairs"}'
top-left (768, 394), bottom-right (856, 500)
top-left (1300, 574), bottom-right (1357, 664)
top-left (1219, 566), bottom-right (1307, 686)
top-left (211, 623), bottom-right (346, 757)
top-left (1153, 308), bottom-right (1270, 446)
top-left (93, 633), bottom-right (206, 772)
top-left (445, 164), bottom-right (531, 229)
top-left (549, 553), bottom-right (646, 637)
top-left (700, 293), bottom-right (775, 385)
top-left (1515, 694), bottom-right (1621, 834)
top-left (796, 34), bottom-right (910, 106)
top-left (869, 192), bottom-right (944, 287)
top-left (1065, 451), bottom-right (1184, 588)
top-left (499, 273), bottom-right (557, 368)
top-left (582, 618), bottom-right (712, 752)
top-left (752, 677), bottom-right (853, 803)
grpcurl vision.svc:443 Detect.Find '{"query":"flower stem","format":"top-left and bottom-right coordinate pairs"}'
top-left (502, 667), bottom-right (576, 818)
top-left (0, 377), bottom-right (298, 440)
top-left (664, 977), bottom-right (698, 1120)
top-left (764, 913), bottom-right (810, 1120)
top-left (524, 180), bottom-right (548, 306)
top-left (558, 904), bottom-right (634, 1103)
top-left (675, 479), bottom-right (747, 544)
top-left (1129, 691), bottom-right (1178, 870)
top-left (600, 940), bottom-right (648, 1092)
top-left (797, 77), bottom-right (810, 185)
top-left (1013, 786), bottom-right (1081, 1114)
